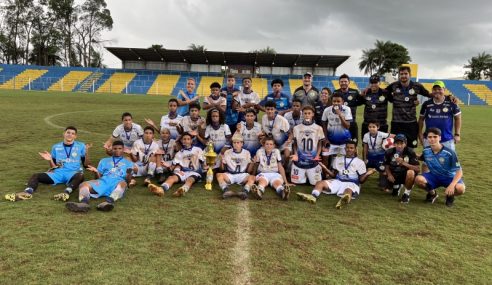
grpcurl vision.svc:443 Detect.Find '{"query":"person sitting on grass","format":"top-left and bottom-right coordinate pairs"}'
top-left (104, 112), bottom-right (143, 155)
top-left (65, 140), bottom-right (135, 213)
top-left (297, 141), bottom-right (376, 209)
top-left (5, 126), bottom-right (90, 202)
top-left (129, 126), bottom-right (160, 187)
top-left (155, 128), bottom-right (177, 184)
top-left (250, 136), bottom-right (292, 201)
top-left (414, 127), bottom-right (465, 207)
top-left (216, 134), bottom-right (256, 200)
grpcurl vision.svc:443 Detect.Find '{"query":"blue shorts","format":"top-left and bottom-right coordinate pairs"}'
top-left (46, 169), bottom-right (80, 185)
top-left (88, 177), bottom-right (124, 197)
top-left (421, 172), bottom-right (464, 191)
top-left (367, 153), bottom-right (385, 172)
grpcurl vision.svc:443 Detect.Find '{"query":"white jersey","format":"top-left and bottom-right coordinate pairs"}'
top-left (261, 114), bottom-right (290, 148)
top-left (362, 131), bottom-right (390, 155)
top-left (332, 155), bottom-right (367, 185)
top-left (293, 122), bottom-right (324, 168)
top-left (205, 124), bottom-right (231, 153)
top-left (236, 91), bottom-right (260, 106)
top-left (112, 123), bottom-right (144, 148)
top-left (131, 139), bottom-right (160, 164)
top-left (160, 114), bottom-right (183, 139)
top-left (157, 138), bottom-right (177, 162)
top-left (255, 148), bottom-right (282, 173)
top-left (223, 148), bottom-right (251, 174)
top-left (283, 111), bottom-right (303, 131)
top-left (321, 106), bottom-right (353, 145)
top-left (238, 121), bottom-right (262, 156)
top-left (173, 146), bottom-right (205, 172)
top-left (204, 95), bottom-right (226, 108)
top-left (179, 116), bottom-right (205, 133)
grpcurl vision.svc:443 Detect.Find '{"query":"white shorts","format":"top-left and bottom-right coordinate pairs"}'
top-left (174, 171), bottom-right (201, 182)
top-left (255, 172), bottom-right (283, 187)
top-left (135, 164), bottom-right (149, 177)
top-left (324, 144), bottom-right (346, 156)
top-left (224, 173), bottom-right (250, 185)
top-left (321, 179), bottom-right (360, 198)
top-left (291, 164), bottom-right (322, 185)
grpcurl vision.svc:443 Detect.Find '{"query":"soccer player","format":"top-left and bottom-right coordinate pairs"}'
top-left (203, 109), bottom-right (232, 167)
top-left (321, 93), bottom-right (353, 157)
top-left (234, 77), bottom-right (260, 122)
top-left (203, 82), bottom-right (227, 113)
top-left (158, 132), bottom-right (207, 197)
top-left (283, 99), bottom-right (303, 131)
top-left (221, 74), bottom-right (241, 134)
top-left (362, 120), bottom-right (393, 189)
top-left (145, 98), bottom-right (182, 140)
top-left (292, 72), bottom-right (320, 108)
top-left (216, 134), bottom-right (255, 200)
top-left (297, 141), bottom-right (376, 209)
top-left (155, 128), bottom-right (177, 183)
top-left (176, 77), bottom-right (198, 116)
top-left (258, 78), bottom-right (292, 115)
top-left (65, 140), bottom-right (135, 213)
top-left (315, 87), bottom-right (331, 126)
top-left (383, 134), bottom-right (420, 203)
top-left (418, 81), bottom-right (461, 151)
top-left (250, 136), bottom-right (292, 200)
top-left (130, 126), bottom-right (160, 186)
top-left (414, 128), bottom-right (465, 207)
top-left (290, 105), bottom-right (324, 186)
top-left (261, 101), bottom-right (290, 158)
top-left (177, 102), bottom-right (205, 147)
top-left (235, 108), bottom-right (263, 157)
top-left (360, 75), bottom-right (389, 137)
top-left (332, 74), bottom-right (363, 144)
top-left (5, 126), bottom-right (89, 202)
top-left (104, 112), bottom-right (143, 154)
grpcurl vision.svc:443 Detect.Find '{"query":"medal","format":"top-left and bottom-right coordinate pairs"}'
top-left (394, 153), bottom-right (399, 158)
top-left (379, 165), bottom-right (385, 171)
top-left (64, 144), bottom-right (74, 160)
top-left (342, 169), bottom-right (349, 175)
top-left (343, 157), bottom-right (355, 176)
top-left (371, 104), bottom-right (376, 109)
top-left (348, 95), bottom-right (353, 101)
top-left (404, 97), bottom-right (409, 102)
top-left (113, 156), bottom-right (123, 167)
top-left (144, 141), bottom-right (153, 155)
top-left (379, 96), bottom-right (385, 102)
top-left (409, 89), bottom-right (415, 95)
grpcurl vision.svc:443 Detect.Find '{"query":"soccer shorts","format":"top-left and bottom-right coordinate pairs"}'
top-left (389, 170), bottom-right (411, 185)
top-left (391, 121), bottom-right (418, 148)
top-left (367, 153), bottom-right (386, 172)
top-left (421, 172), bottom-right (464, 191)
top-left (46, 169), bottom-right (80, 185)
top-left (255, 172), bottom-right (283, 187)
top-left (291, 164), bottom-right (322, 185)
top-left (324, 144), bottom-right (346, 156)
top-left (321, 179), bottom-right (360, 198)
top-left (135, 163), bottom-right (150, 177)
top-left (224, 173), bottom-right (250, 185)
top-left (88, 177), bottom-right (124, 198)
top-left (174, 171), bottom-right (201, 183)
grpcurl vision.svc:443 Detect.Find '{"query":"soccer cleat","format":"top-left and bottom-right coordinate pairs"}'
top-left (129, 179), bottom-right (137, 187)
top-left (282, 185), bottom-right (291, 201)
top-left (391, 185), bottom-right (401, 197)
top-left (425, 192), bottom-right (439, 204)
top-left (148, 183), bottom-right (165, 197)
top-left (296, 192), bottom-right (316, 204)
top-left (445, 195), bottom-right (455, 207)
top-left (238, 191), bottom-right (248, 200)
top-left (53, 192), bottom-right (70, 202)
top-left (173, 186), bottom-right (186, 197)
top-left (400, 193), bottom-right (410, 204)
top-left (222, 190), bottom-right (237, 199)
top-left (335, 193), bottom-right (351, 209)
top-left (4, 192), bottom-right (32, 202)
top-left (96, 201), bottom-right (114, 212)
top-left (143, 178), bottom-right (151, 186)
top-left (65, 202), bottom-right (90, 213)
top-left (250, 184), bottom-right (262, 200)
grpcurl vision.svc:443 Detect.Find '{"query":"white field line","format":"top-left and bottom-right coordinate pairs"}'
top-left (232, 202), bottom-right (252, 285)
top-left (44, 110), bottom-right (107, 136)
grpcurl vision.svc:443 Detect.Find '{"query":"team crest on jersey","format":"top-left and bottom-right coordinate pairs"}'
top-left (439, 157), bottom-right (445, 164)
top-left (409, 89), bottom-right (415, 95)
top-left (379, 96), bottom-right (385, 102)
top-left (72, 152), bottom-right (77, 157)
top-left (396, 88), bottom-right (401, 93)
top-left (404, 156), bottom-right (409, 162)
top-left (279, 102), bottom-right (285, 107)
top-left (443, 107), bottom-right (449, 113)
top-left (348, 96), bottom-right (353, 101)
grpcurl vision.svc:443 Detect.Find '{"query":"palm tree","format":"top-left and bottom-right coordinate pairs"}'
top-left (464, 52), bottom-right (492, 80)
top-left (359, 40), bottom-right (410, 75)
top-left (188, 44), bottom-right (206, 52)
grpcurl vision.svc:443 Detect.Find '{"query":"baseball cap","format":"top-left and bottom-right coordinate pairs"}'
top-left (369, 74), bottom-right (380, 83)
top-left (394, 134), bottom-right (407, 143)
top-left (303, 72), bottom-right (313, 77)
top-left (432, 80), bottom-right (445, 88)
top-left (232, 133), bottom-right (243, 142)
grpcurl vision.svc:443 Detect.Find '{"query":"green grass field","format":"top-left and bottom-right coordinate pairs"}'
top-left (0, 90), bottom-right (491, 285)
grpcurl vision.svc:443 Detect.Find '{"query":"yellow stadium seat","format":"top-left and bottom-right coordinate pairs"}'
top-left (289, 79), bottom-right (303, 95)
top-left (0, 69), bottom-right (47, 90)
top-left (147, 74), bottom-right (180, 95)
top-left (195, 76), bottom-right (223, 97)
top-left (48, 71), bottom-right (92, 92)
top-left (96, 72), bottom-right (136, 93)
top-left (463, 84), bottom-right (492, 105)
top-left (251, 78), bottom-right (268, 98)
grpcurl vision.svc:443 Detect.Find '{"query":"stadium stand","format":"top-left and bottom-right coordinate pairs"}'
top-left (195, 76), bottom-right (223, 97)
top-left (49, 71), bottom-right (92, 92)
top-left (251, 78), bottom-right (268, 98)
top-left (288, 79), bottom-right (303, 95)
top-left (75, 72), bottom-right (104, 92)
top-left (463, 83), bottom-right (492, 105)
top-left (147, 74), bottom-right (180, 95)
top-left (0, 69), bottom-right (47, 90)
top-left (96, 72), bottom-right (136, 93)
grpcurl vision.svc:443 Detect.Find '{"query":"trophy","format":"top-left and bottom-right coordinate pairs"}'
top-left (204, 141), bottom-right (217, 191)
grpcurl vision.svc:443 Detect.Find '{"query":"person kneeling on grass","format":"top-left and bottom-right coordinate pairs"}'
top-left (297, 141), bottom-right (376, 209)
top-left (148, 132), bottom-right (207, 197)
top-left (216, 134), bottom-right (256, 200)
top-left (250, 136), bottom-right (293, 200)
top-left (414, 127), bottom-right (465, 207)
top-left (5, 126), bottom-right (90, 202)
top-left (65, 140), bottom-right (135, 213)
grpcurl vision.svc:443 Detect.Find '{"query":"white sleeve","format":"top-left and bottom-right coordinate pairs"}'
top-left (112, 125), bottom-right (121, 138)
top-left (321, 108), bottom-right (329, 122)
top-left (275, 149), bottom-right (282, 162)
top-left (159, 116), bottom-right (166, 128)
top-left (224, 124), bottom-right (231, 136)
top-left (204, 126), bottom-right (210, 139)
top-left (131, 140), bottom-right (140, 155)
top-left (356, 159), bottom-right (367, 175)
top-left (344, 108), bottom-right (353, 122)
top-left (280, 116), bottom-right (290, 132)
top-left (136, 124), bottom-right (144, 136)
top-left (362, 133), bottom-right (369, 144)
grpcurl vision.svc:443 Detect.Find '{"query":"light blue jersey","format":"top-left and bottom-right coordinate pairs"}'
top-left (176, 91), bottom-right (197, 116)
top-left (50, 141), bottom-right (86, 171)
top-left (422, 146), bottom-right (461, 178)
top-left (89, 156), bottom-right (134, 197)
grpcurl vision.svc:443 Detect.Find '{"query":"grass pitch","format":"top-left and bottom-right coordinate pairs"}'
top-left (0, 90), bottom-right (491, 285)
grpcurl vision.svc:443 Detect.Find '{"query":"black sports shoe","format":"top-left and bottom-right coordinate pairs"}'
top-left (96, 201), bottom-right (114, 212)
top-left (391, 185), bottom-right (401, 196)
top-left (238, 191), bottom-right (248, 200)
top-left (401, 193), bottom-right (410, 204)
top-left (445, 195), bottom-right (455, 207)
top-left (66, 202), bottom-right (90, 213)
top-left (222, 190), bottom-right (236, 199)
top-left (425, 192), bottom-right (439, 204)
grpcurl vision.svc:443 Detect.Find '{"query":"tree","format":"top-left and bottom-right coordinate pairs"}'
top-left (464, 52), bottom-right (492, 80)
top-left (251, 46), bottom-right (277, 54)
top-left (359, 40), bottom-right (411, 76)
top-left (48, 0), bottom-right (79, 66)
top-left (149, 44), bottom-right (164, 50)
top-left (188, 43), bottom-right (206, 52)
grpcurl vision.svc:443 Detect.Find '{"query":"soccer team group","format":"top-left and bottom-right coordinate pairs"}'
top-left (5, 66), bottom-right (466, 212)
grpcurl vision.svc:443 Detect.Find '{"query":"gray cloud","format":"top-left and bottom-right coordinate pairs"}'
top-left (102, 0), bottom-right (492, 78)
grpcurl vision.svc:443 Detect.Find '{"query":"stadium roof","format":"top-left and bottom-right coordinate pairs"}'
top-left (105, 47), bottom-right (350, 68)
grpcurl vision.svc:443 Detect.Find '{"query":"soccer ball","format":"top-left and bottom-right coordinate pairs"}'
top-left (382, 137), bottom-right (395, 150)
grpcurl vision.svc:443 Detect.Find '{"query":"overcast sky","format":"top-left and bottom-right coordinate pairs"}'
top-left (101, 0), bottom-right (492, 79)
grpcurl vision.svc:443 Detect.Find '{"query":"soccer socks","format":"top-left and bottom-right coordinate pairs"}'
top-left (148, 162), bottom-right (157, 176)
top-left (312, 189), bottom-right (321, 198)
top-left (109, 185), bottom-right (125, 202)
top-left (79, 186), bottom-right (91, 204)
top-left (243, 185), bottom-right (251, 193)
top-left (64, 187), bottom-right (73, 194)
top-left (403, 188), bottom-right (412, 196)
top-left (24, 187), bottom-right (34, 194)
top-left (258, 185), bottom-right (265, 193)
top-left (275, 185), bottom-right (285, 196)
top-left (161, 183), bottom-right (170, 191)
top-left (219, 182), bottom-right (229, 192)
